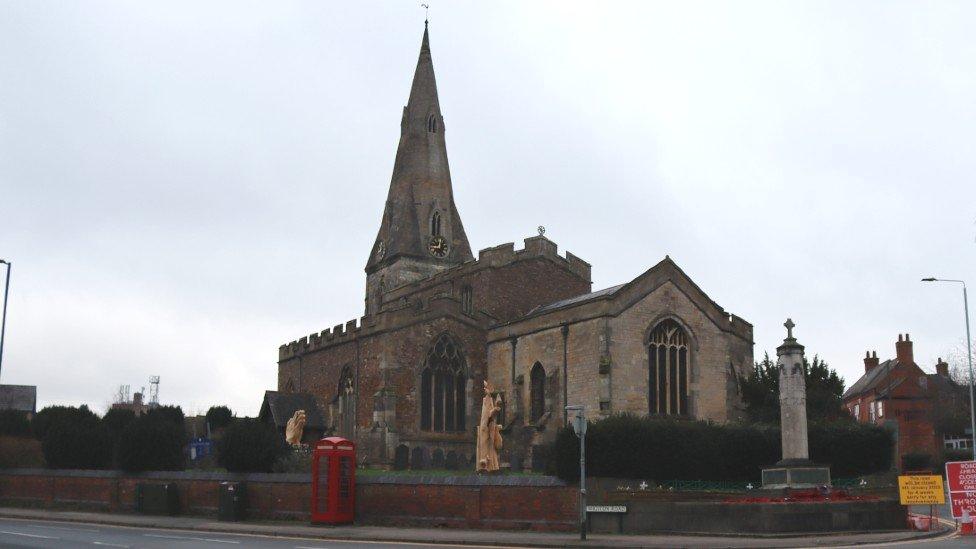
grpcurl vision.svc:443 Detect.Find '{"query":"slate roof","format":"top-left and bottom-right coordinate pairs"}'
top-left (0, 385), bottom-right (36, 414)
top-left (530, 284), bottom-right (626, 316)
top-left (259, 391), bottom-right (325, 429)
top-left (842, 360), bottom-right (897, 400)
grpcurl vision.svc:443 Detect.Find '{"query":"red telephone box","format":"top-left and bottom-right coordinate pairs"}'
top-left (310, 436), bottom-right (355, 524)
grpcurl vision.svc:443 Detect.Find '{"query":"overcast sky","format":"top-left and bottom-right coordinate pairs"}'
top-left (1, 2), bottom-right (974, 416)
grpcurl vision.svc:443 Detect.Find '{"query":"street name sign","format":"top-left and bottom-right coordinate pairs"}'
top-left (945, 460), bottom-right (976, 518)
top-left (897, 475), bottom-right (945, 505)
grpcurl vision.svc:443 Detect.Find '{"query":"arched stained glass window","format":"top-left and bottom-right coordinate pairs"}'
top-left (648, 319), bottom-right (689, 416)
top-left (420, 334), bottom-right (467, 432)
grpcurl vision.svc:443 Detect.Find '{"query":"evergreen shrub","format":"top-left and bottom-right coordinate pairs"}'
top-left (205, 406), bottom-right (234, 431)
top-left (548, 414), bottom-right (892, 482)
top-left (117, 415), bottom-right (186, 472)
top-left (0, 410), bottom-right (31, 437)
top-left (217, 419), bottom-right (289, 473)
top-left (39, 407), bottom-right (112, 469)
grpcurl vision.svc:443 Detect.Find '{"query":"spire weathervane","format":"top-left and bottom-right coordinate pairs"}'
top-left (422, 3), bottom-right (429, 25)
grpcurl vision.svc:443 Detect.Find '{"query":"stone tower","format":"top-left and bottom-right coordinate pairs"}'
top-left (365, 24), bottom-right (474, 315)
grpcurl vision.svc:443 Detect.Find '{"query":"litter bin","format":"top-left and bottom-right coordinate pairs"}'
top-left (136, 483), bottom-right (180, 516)
top-left (218, 482), bottom-right (247, 522)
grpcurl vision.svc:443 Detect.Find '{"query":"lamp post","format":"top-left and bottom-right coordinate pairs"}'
top-left (565, 404), bottom-right (586, 540)
top-left (922, 277), bottom-right (975, 459)
top-left (0, 259), bottom-right (9, 380)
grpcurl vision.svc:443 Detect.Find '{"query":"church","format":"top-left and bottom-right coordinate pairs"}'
top-left (274, 25), bottom-right (754, 470)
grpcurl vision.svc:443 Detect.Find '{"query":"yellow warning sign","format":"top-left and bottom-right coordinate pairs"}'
top-left (898, 475), bottom-right (945, 505)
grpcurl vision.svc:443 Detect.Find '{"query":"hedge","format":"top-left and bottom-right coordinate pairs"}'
top-left (548, 414), bottom-right (892, 482)
top-left (34, 405), bottom-right (112, 469)
top-left (0, 410), bottom-right (31, 437)
top-left (217, 419), bottom-right (289, 473)
top-left (117, 415), bottom-right (185, 472)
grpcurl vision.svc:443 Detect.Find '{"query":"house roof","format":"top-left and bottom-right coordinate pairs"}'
top-left (842, 360), bottom-right (898, 400)
top-left (0, 385), bottom-right (36, 414)
top-left (259, 391), bottom-right (325, 429)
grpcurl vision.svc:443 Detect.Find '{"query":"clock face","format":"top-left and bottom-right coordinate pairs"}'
top-left (427, 235), bottom-right (448, 258)
top-left (375, 240), bottom-right (386, 260)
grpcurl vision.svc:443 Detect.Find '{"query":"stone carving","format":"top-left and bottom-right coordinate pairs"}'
top-left (477, 380), bottom-right (504, 472)
top-left (285, 410), bottom-right (307, 445)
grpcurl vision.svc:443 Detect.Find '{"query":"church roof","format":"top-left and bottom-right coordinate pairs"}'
top-left (532, 284), bottom-right (626, 315)
top-left (366, 24), bottom-right (473, 274)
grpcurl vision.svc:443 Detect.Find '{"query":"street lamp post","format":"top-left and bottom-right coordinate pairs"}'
top-left (0, 260), bottom-right (9, 380)
top-left (565, 404), bottom-right (586, 540)
top-left (922, 277), bottom-right (975, 459)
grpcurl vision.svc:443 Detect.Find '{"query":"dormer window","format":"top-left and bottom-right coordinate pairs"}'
top-left (427, 114), bottom-right (437, 133)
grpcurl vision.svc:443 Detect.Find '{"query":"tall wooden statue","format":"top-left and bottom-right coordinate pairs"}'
top-left (477, 380), bottom-right (503, 472)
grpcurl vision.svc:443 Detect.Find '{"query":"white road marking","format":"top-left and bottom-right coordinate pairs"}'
top-left (92, 542), bottom-right (130, 548)
top-left (0, 529), bottom-right (59, 539)
top-left (143, 532), bottom-right (239, 544)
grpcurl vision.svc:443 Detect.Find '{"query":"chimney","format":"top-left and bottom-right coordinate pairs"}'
top-left (864, 350), bottom-right (880, 373)
top-left (936, 357), bottom-right (949, 378)
top-left (896, 333), bottom-right (914, 365)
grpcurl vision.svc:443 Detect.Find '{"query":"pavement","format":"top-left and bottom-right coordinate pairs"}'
top-left (0, 507), bottom-right (960, 548)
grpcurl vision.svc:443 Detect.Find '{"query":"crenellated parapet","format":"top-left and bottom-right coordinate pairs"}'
top-left (279, 316), bottom-right (367, 361)
top-left (477, 236), bottom-right (591, 282)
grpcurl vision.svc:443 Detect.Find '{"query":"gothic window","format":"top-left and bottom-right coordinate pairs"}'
top-left (335, 367), bottom-right (355, 439)
top-left (284, 379), bottom-right (295, 392)
top-left (427, 114), bottom-right (437, 133)
top-left (460, 285), bottom-right (473, 315)
top-left (530, 362), bottom-right (545, 423)
top-left (430, 211), bottom-right (441, 237)
top-left (647, 319), bottom-right (689, 416)
top-left (420, 334), bottom-right (467, 432)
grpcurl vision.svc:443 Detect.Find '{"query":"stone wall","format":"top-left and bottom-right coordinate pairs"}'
top-left (0, 469), bottom-right (575, 531)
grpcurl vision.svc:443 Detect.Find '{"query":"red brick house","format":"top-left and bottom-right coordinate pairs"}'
top-left (842, 334), bottom-right (964, 468)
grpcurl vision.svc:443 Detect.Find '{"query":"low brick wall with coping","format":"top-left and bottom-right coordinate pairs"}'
top-left (0, 469), bottom-right (576, 532)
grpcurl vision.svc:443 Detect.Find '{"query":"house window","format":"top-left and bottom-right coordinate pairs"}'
top-left (869, 402), bottom-right (876, 422)
top-left (420, 334), bottom-right (466, 432)
top-left (431, 211), bottom-right (441, 237)
top-left (853, 403), bottom-right (860, 419)
top-left (530, 362), bottom-right (545, 423)
top-left (876, 400), bottom-right (884, 418)
top-left (460, 285), bottom-right (473, 315)
top-left (648, 319), bottom-right (689, 416)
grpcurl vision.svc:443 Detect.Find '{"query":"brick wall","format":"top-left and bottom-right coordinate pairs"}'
top-left (0, 470), bottom-right (575, 531)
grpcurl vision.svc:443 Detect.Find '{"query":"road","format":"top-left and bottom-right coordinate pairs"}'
top-left (0, 518), bottom-right (509, 549)
top-left (0, 515), bottom-right (973, 548)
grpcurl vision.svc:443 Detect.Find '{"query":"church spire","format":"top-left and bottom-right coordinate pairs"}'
top-left (365, 24), bottom-right (473, 307)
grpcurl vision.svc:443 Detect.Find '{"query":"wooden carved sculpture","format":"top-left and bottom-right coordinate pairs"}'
top-left (285, 409), bottom-right (307, 445)
top-left (477, 380), bottom-right (503, 472)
